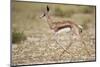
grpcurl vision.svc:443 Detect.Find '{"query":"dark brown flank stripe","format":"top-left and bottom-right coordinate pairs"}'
top-left (54, 25), bottom-right (72, 32)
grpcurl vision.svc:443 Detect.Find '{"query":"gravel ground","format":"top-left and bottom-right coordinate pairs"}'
top-left (12, 1), bottom-right (96, 66)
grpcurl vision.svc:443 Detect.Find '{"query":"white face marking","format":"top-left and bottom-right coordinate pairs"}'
top-left (56, 28), bottom-right (71, 34)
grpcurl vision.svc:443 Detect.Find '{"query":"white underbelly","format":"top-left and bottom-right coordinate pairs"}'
top-left (57, 28), bottom-right (71, 34)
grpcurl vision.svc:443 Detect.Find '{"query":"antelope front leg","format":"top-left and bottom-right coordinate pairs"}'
top-left (53, 32), bottom-right (74, 60)
top-left (54, 33), bottom-right (67, 51)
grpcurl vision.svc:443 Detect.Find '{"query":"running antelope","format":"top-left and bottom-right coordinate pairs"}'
top-left (40, 5), bottom-right (83, 40)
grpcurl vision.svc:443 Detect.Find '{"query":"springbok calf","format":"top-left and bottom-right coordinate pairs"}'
top-left (40, 5), bottom-right (82, 39)
top-left (40, 5), bottom-right (83, 50)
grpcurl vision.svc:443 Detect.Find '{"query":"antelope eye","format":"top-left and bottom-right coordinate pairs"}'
top-left (42, 13), bottom-right (45, 17)
top-left (43, 13), bottom-right (46, 16)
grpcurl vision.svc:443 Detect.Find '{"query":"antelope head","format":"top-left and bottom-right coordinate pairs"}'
top-left (40, 5), bottom-right (50, 18)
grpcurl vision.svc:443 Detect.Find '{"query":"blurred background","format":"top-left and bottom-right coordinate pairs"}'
top-left (12, 0), bottom-right (96, 66)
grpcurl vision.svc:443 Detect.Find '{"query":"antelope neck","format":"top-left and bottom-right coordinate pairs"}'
top-left (46, 14), bottom-right (53, 29)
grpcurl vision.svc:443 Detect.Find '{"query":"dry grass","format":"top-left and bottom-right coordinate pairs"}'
top-left (12, 1), bottom-right (96, 66)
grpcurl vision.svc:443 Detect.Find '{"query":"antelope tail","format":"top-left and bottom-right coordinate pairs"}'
top-left (78, 25), bottom-right (83, 33)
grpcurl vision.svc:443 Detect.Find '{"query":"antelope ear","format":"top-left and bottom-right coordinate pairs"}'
top-left (47, 5), bottom-right (49, 12)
